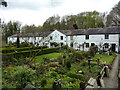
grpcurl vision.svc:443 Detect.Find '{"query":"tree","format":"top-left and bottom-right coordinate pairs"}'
top-left (42, 11), bottom-right (104, 31)
top-left (2, 21), bottom-right (21, 43)
top-left (42, 15), bottom-right (60, 31)
top-left (106, 1), bottom-right (120, 26)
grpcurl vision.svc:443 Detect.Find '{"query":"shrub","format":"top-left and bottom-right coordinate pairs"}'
top-left (2, 47), bottom-right (60, 60)
top-left (50, 71), bottom-right (58, 77)
top-left (20, 42), bottom-right (29, 47)
top-left (89, 45), bottom-right (98, 57)
top-left (73, 51), bottom-right (84, 60)
top-left (66, 61), bottom-right (71, 69)
top-left (41, 78), bottom-right (47, 87)
top-left (2, 46), bottom-right (47, 53)
top-left (12, 65), bottom-right (36, 88)
top-left (55, 67), bottom-right (67, 74)
top-left (48, 62), bottom-right (60, 67)
top-left (67, 73), bottom-right (84, 81)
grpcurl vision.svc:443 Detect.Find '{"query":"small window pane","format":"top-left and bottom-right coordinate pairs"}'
top-left (86, 35), bottom-right (89, 39)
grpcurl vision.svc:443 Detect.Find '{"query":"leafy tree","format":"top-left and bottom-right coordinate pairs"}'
top-left (2, 21), bottom-right (21, 43)
top-left (42, 11), bottom-right (104, 31)
top-left (106, 1), bottom-right (120, 26)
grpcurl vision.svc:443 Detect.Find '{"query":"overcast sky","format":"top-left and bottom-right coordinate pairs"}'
top-left (0, 0), bottom-right (119, 26)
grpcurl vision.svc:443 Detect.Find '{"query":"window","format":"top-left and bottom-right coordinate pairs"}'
top-left (91, 43), bottom-right (95, 46)
top-left (70, 36), bottom-right (73, 40)
top-left (104, 43), bottom-right (109, 48)
top-left (50, 36), bottom-right (52, 40)
top-left (85, 35), bottom-right (89, 39)
top-left (60, 36), bottom-right (63, 40)
top-left (86, 43), bottom-right (89, 48)
top-left (105, 35), bottom-right (109, 39)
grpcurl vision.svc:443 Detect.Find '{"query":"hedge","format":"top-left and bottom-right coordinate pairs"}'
top-left (2, 47), bottom-right (61, 60)
top-left (67, 73), bottom-right (84, 81)
top-left (2, 46), bottom-right (47, 53)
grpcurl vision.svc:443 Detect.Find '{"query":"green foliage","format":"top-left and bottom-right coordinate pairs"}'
top-left (41, 78), bottom-right (47, 87)
top-left (66, 61), bottom-right (71, 69)
top-left (2, 46), bottom-right (116, 88)
top-left (106, 1), bottom-right (120, 26)
top-left (35, 52), bottom-right (63, 63)
top-left (2, 47), bottom-right (59, 61)
top-left (89, 45), bottom-right (98, 57)
top-left (42, 11), bottom-right (104, 31)
top-left (2, 46), bottom-right (47, 53)
top-left (67, 73), bottom-right (84, 81)
top-left (93, 54), bottom-right (116, 65)
top-left (20, 42), bottom-right (29, 47)
top-left (2, 21), bottom-right (21, 43)
top-left (55, 67), bottom-right (67, 74)
top-left (50, 71), bottom-right (58, 77)
top-left (12, 65), bottom-right (36, 88)
top-left (73, 51), bottom-right (84, 61)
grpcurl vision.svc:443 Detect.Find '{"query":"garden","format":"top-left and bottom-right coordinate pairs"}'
top-left (1, 44), bottom-right (116, 88)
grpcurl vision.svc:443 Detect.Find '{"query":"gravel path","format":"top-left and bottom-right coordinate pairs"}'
top-left (103, 54), bottom-right (119, 88)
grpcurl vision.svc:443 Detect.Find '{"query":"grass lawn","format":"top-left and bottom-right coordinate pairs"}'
top-left (34, 52), bottom-right (63, 62)
top-left (92, 54), bottom-right (116, 65)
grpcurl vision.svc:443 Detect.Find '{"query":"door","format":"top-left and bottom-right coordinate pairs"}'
top-left (111, 44), bottom-right (116, 52)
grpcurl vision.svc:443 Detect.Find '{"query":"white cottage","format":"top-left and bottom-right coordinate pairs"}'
top-left (8, 26), bottom-right (120, 52)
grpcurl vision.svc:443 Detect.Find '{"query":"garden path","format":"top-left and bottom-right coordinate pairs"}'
top-left (103, 54), bottom-right (119, 88)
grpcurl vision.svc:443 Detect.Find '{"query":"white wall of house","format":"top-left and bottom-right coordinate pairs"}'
top-left (8, 36), bottom-right (43, 46)
top-left (70, 34), bottom-right (119, 52)
top-left (47, 30), bottom-right (67, 48)
top-left (7, 30), bottom-right (119, 52)
top-left (8, 37), bottom-right (17, 43)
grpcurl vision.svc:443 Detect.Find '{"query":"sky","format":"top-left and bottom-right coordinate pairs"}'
top-left (0, 0), bottom-right (120, 26)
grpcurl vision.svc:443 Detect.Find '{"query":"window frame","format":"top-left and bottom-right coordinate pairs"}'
top-left (60, 36), bottom-right (63, 40)
top-left (50, 36), bottom-right (52, 40)
top-left (85, 35), bottom-right (89, 40)
top-left (105, 34), bottom-right (109, 39)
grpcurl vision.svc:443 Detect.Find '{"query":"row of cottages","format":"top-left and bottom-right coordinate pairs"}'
top-left (8, 26), bottom-right (120, 52)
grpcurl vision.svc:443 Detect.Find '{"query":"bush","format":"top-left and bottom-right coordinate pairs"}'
top-left (89, 45), bottom-right (98, 57)
top-left (50, 71), bottom-right (58, 77)
top-left (41, 78), bottom-right (47, 87)
top-left (67, 73), bottom-right (84, 81)
top-left (2, 46), bottom-right (47, 53)
top-left (12, 65), bottom-right (36, 88)
top-left (66, 61), bottom-right (71, 69)
top-left (55, 67), bottom-right (67, 74)
top-left (20, 42), bottom-right (29, 47)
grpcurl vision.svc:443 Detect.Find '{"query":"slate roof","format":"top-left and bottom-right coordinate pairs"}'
top-left (59, 26), bottom-right (120, 35)
top-left (9, 26), bottom-right (120, 37)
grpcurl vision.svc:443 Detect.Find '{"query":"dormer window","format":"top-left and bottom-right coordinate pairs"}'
top-left (105, 35), bottom-right (109, 39)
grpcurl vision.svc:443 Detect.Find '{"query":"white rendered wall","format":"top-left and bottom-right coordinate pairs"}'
top-left (47, 30), bottom-right (67, 48)
top-left (72, 34), bottom-right (119, 52)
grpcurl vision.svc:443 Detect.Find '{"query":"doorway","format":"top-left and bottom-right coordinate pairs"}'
top-left (111, 44), bottom-right (116, 52)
